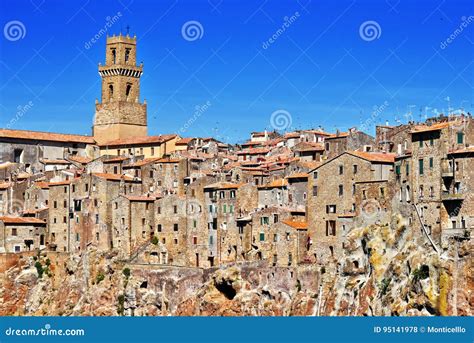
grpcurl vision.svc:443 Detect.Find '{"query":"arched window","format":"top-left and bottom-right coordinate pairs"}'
top-left (125, 48), bottom-right (131, 63)
top-left (126, 84), bottom-right (132, 100)
top-left (111, 49), bottom-right (116, 64)
top-left (109, 84), bottom-right (114, 100)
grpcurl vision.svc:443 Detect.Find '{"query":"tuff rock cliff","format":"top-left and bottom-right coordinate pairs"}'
top-left (0, 219), bottom-right (471, 316)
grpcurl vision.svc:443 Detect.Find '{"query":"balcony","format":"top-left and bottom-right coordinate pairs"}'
top-left (441, 165), bottom-right (454, 178)
top-left (441, 190), bottom-right (464, 201)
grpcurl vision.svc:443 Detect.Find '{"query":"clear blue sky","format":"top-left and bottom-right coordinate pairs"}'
top-left (0, 0), bottom-right (473, 143)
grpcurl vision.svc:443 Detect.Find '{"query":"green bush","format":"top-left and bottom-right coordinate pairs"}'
top-left (122, 268), bottom-right (131, 278)
top-left (96, 272), bottom-right (105, 284)
top-left (379, 278), bottom-right (391, 296)
top-left (117, 295), bottom-right (125, 316)
top-left (34, 261), bottom-right (44, 278)
top-left (151, 236), bottom-right (159, 245)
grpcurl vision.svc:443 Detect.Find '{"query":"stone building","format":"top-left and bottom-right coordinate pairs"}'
top-left (307, 151), bottom-right (395, 265)
top-left (0, 216), bottom-right (47, 253)
top-left (324, 129), bottom-right (375, 159)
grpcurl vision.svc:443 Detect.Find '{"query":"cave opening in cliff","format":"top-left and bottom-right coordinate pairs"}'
top-left (215, 280), bottom-right (237, 300)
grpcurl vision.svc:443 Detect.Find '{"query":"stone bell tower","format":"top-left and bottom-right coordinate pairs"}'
top-left (93, 33), bottom-right (148, 144)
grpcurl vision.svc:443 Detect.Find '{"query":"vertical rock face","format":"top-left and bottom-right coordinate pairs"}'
top-left (0, 218), bottom-right (471, 316)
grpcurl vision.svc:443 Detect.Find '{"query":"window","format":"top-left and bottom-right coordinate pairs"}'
top-left (430, 137), bottom-right (434, 146)
top-left (419, 185), bottom-right (424, 198)
top-left (157, 224), bottom-right (162, 232)
top-left (339, 165), bottom-right (343, 175)
top-left (109, 84), bottom-right (114, 99)
top-left (174, 238), bottom-right (178, 245)
top-left (261, 217), bottom-right (269, 225)
top-left (353, 165), bottom-right (358, 174)
top-left (72, 185), bottom-right (76, 192)
top-left (125, 48), bottom-right (130, 63)
top-left (429, 157), bottom-right (434, 169)
top-left (209, 236), bottom-right (214, 245)
top-left (64, 187), bottom-right (67, 194)
top-left (95, 214), bottom-right (99, 224)
top-left (11, 228), bottom-right (17, 236)
top-left (174, 224), bottom-right (178, 231)
top-left (313, 171), bottom-right (318, 179)
top-left (352, 184), bottom-right (356, 196)
top-left (193, 220), bottom-right (197, 228)
top-left (85, 184), bottom-right (89, 192)
top-left (173, 205), bottom-right (177, 214)
top-left (419, 139), bottom-right (423, 148)
top-left (338, 185), bottom-right (343, 196)
top-left (219, 191), bottom-right (225, 199)
top-left (151, 147), bottom-right (155, 156)
top-left (326, 205), bottom-right (336, 213)
top-left (380, 187), bottom-right (385, 197)
top-left (111, 48), bottom-right (116, 63)
top-left (286, 232), bottom-right (290, 241)
top-left (395, 165), bottom-right (401, 175)
top-left (457, 132), bottom-right (464, 144)
top-left (273, 214), bottom-right (279, 223)
top-left (429, 186), bottom-right (434, 197)
top-left (193, 236), bottom-right (197, 245)
top-left (54, 201), bottom-right (57, 209)
top-left (230, 190), bottom-right (236, 198)
top-left (63, 216), bottom-right (67, 223)
top-left (326, 220), bottom-right (336, 236)
top-left (406, 164), bottom-right (409, 176)
top-left (419, 159), bottom-right (424, 175)
top-left (312, 186), bottom-right (318, 196)
top-left (223, 205), bottom-right (227, 213)
top-left (273, 234), bottom-right (278, 242)
top-left (259, 232), bottom-right (265, 241)
top-left (157, 206), bottom-right (161, 214)
top-left (229, 205), bottom-right (234, 213)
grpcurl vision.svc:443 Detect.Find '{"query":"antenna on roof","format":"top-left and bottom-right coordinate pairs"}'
top-left (126, 25), bottom-right (130, 35)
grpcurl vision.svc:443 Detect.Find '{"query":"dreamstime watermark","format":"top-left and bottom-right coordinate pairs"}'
top-left (359, 20), bottom-right (382, 42)
top-left (3, 20), bottom-right (26, 41)
top-left (270, 109), bottom-right (292, 131)
top-left (360, 101), bottom-right (389, 132)
top-left (181, 21), bottom-right (204, 41)
top-left (179, 100), bottom-right (212, 133)
top-left (262, 11), bottom-right (301, 49)
top-left (440, 16), bottom-right (474, 50)
top-left (5, 323), bottom-right (85, 337)
top-left (360, 199), bottom-right (381, 220)
top-left (6, 101), bottom-right (34, 129)
top-left (84, 12), bottom-right (123, 50)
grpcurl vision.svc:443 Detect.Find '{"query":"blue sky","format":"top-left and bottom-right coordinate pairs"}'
top-left (0, 0), bottom-right (473, 143)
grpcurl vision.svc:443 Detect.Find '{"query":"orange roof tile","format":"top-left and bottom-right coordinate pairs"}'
top-left (325, 132), bottom-right (350, 139)
top-left (294, 142), bottom-right (325, 152)
top-left (348, 151), bottom-right (396, 163)
top-left (102, 156), bottom-right (129, 163)
top-left (0, 216), bottom-right (46, 224)
top-left (236, 147), bottom-right (271, 155)
top-left (286, 172), bottom-right (309, 179)
top-left (68, 156), bottom-right (92, 164)
top-left (34, 181), bottom-right (50, 189)
top-left (176, 137), bottom-right (195, 145)
top-left (124, 157), bottom-right (161, 167)
top-left (0, 128), bottom-right (95, 144)
top-left (410, 122), bottom-right (451, 133)
top-left (282, 219), bottom-right (308, 230)
top-left (0, 182), bottom-right (11, 189)
top-left (204, 182), bottom-right (243, 190)
top-left (257, 178), bottom-right (288, 189)
top-left (99, 134), bottom-right (177, 147)
top-left (40, 159), bottom-right (71, 165)
top-left (48, 180), bottom-right (72, 186)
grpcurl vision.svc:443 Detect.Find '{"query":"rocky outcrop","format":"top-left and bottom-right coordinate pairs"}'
top-left (0, 218), bottom-right (471, 316)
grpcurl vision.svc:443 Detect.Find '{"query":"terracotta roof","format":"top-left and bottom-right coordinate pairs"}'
top-left (40, 159), bottom-right (71, 165)
top-left (325, 132), bottom-right (350, 139)
top-left (257, 178), bottom-right (288, 189)
top-left (68, 156), bottom-right (92, 164)
top-left (102, 156), bottom-right (129, 163)
top-left (124, 195), bottom-right (156, 201)
top-left (294, 142), bottom-right (325, 152)
top-left (0, 162), bottom-right (17, 170)
top-left (176, 137), bottom-right (195, 145)
top-left (251, 132), bottom-right (267, 137)
top-left (237, 147), bottom-right (271, 155)
top-left (92, 173), bottom-right (136, 181)
top-left (0, 216), bottom-right (46, 224)
top-left (448, 146), bottom-right (474, 155)
top-left (99, 134), bottom-right (177, 147)
top-left (34, 181), bottom-right (50, 189)
top-left (0, 128), bottom-right (95, 144)
top-left (410, 122), bottom-right (451, 133)
top-left (282, 219), bottom-right (308, 230)
top-left (0, 182), bottom-right (11, 189)
top-left (286, 172), bottom-right (309, 179)
top-left (284, 132), bottom-right (301, 139)
top-left (48, 180), bottom-right (72, 186)
top-left (348, 151), bottom-right (396, 163)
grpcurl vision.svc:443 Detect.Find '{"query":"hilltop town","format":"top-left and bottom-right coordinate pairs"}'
top-left (0, 35), bottom-right (472, 316)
